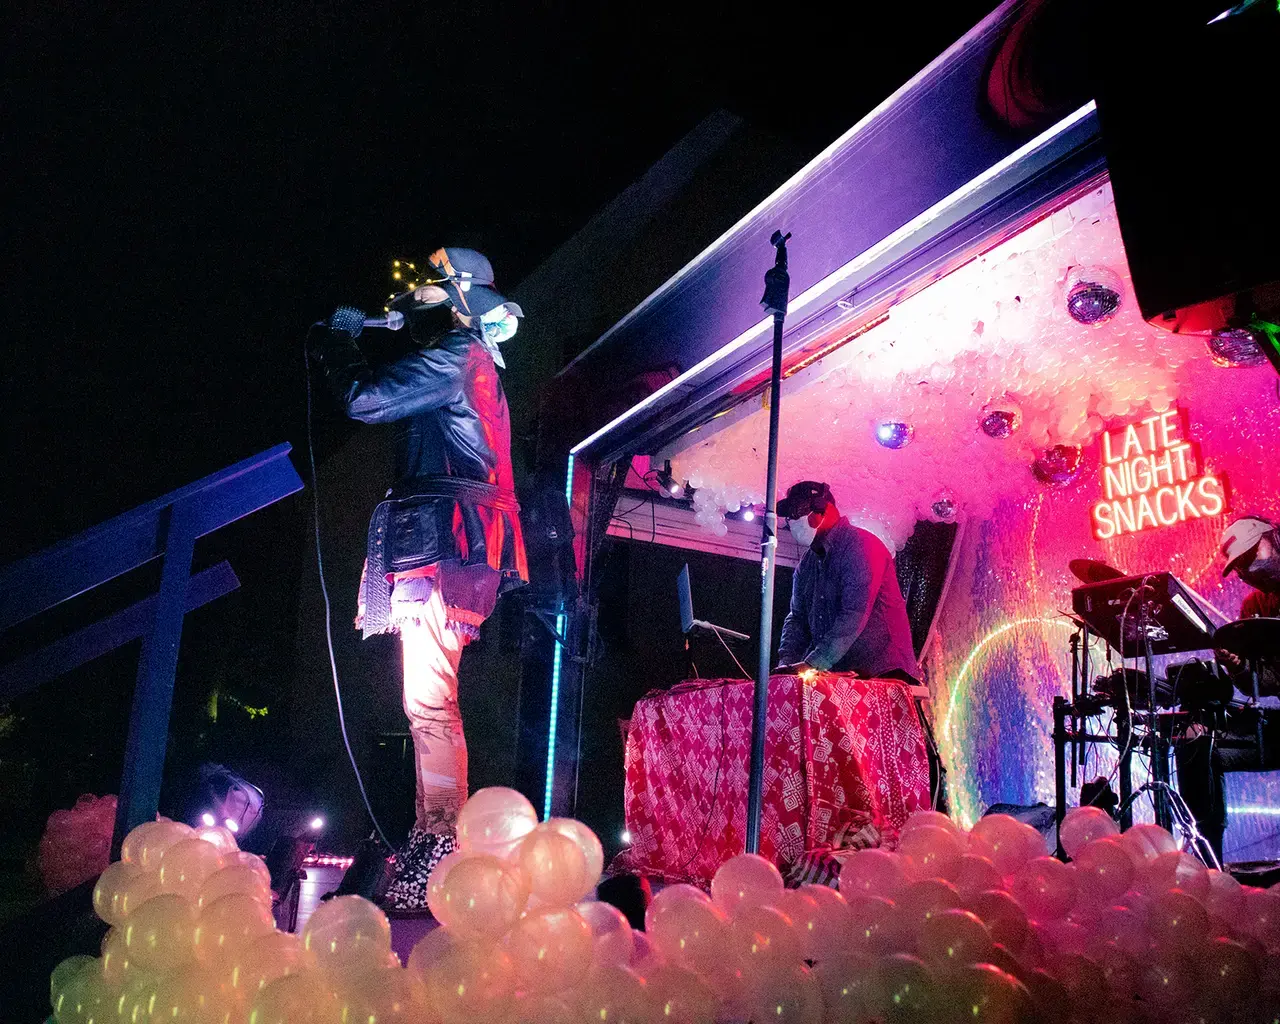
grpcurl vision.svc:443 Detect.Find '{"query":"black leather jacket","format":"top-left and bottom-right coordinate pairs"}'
top-left (314, 322), bottom-right (527, 632)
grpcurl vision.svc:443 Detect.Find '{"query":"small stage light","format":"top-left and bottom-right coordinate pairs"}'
top-left (225, 818), bottom-right (240, 833)
top-left (620, 830), bottom-right (632, 845)
top-left (201, 812), bottom-right (216, 827)
top-left (655, 460), bottom-right (685, 498)
top-left (310, 816), bottom-right (325, 831)
top-left (742, 508), bottom-right (756, 522)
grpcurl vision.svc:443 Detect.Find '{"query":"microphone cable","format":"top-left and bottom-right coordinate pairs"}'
top-left (304, 326), bottom-right (395, 854)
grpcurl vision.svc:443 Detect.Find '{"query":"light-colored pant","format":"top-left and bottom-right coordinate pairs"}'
top-left (399, 588), bottom-right (468, 833)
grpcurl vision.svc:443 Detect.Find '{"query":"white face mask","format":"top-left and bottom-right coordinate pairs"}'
top-left (789, 518), bottom-right (817, 548)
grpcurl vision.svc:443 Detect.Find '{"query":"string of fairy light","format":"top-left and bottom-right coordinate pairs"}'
top-left (384, 259), bottom-right (432, 312)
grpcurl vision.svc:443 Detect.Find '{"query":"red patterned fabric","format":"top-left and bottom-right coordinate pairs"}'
top-left (612, 674), bottom-right (930, 886)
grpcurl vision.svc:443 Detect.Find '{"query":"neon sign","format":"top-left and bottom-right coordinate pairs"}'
top-left (1091, 409), bottom-right (1226, 540)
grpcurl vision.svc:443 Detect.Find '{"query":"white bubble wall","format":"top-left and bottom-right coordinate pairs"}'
top-left (665, 181), bottom-right (1280, 841)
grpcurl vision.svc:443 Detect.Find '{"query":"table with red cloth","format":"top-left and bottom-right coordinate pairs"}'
top-left (611, 673), bottom-right (931, 886)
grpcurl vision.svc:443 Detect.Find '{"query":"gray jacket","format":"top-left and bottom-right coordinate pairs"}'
top-left (778, 518), bottom-right (920, 680)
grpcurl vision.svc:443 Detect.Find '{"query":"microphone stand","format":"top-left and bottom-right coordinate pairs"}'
top-left (746, 230), bottom-right (791, 854)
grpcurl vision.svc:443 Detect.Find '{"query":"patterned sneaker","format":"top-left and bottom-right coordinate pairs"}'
top-left (381, 826), bottom-right (457, 914)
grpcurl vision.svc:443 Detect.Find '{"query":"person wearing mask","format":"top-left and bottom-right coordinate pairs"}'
top-left (775, 481), bottom-right (919, 682)
top-left (1175, 515), bottom-right (1280, 864)
top-left (310, 247), bottom-right (528, 911)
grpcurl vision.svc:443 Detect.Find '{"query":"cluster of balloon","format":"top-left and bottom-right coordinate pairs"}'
top-left (51, 797), bottom-right (1280, 1023)
top-left (39, 794), bottom-right (117, 896)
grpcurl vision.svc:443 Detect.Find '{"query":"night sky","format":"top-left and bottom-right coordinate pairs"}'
top-left (2, 1), bottom-right (994, 835)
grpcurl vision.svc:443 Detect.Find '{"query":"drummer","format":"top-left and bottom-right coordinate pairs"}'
top-left (1175, 515), bottom-right (1280, 863)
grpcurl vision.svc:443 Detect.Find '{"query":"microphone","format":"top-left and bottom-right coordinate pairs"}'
top-left (318, 307), bottom-right (405, 335)
top-left (363, 311), bottom-right (404, 330)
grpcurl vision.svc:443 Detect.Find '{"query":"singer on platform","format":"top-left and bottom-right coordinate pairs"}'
top-left (310, 247), bottom-right (528, 911)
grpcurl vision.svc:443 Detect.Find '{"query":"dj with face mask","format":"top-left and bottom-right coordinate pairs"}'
top-left (1175, 515), bottom-right (1280, 865)
top-left (309, 247), bottom-right (528, 912)
top-left (774, 481), bottom-right (920, 683)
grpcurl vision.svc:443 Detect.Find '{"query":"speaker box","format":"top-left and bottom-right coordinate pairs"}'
top-left (1093, 7), bottom-right (1280, 337)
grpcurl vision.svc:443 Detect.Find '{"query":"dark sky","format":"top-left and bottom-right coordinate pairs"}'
top-left (4, 1), bottom-right (996, 560)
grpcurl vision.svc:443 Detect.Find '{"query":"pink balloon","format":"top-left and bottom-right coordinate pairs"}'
top-left (646, 887), bottom-right (729, 976)
top-left (966, 889), bottom-right (1029, 955)
top-left (149, 961), bottom-right (238, 1023)
top-left (573, 965), bottom-right (649, 1024)
top-left (1146, 888), bottom-right (1208, 957)
top-left (795, 884), bottom-right (854, 964)
top-left (248, 970), bottom-right (332, 1024)
top-left (1205, 869), bottom-right (1246, 921)
top-left (955, 854), bottom-right (1004, 899)
top-left (456, 786), bottom-right (538, 859)
top-left (193, 824), bottom-right (240, 855)
top-left (710, 853), bottom-right (784, 917)
top-left (873, 953), bottom-right (936, 1018)
top-left (194, 892), bottom-right (275, 965)
top-left (838, 849), bottom-right (907, 900)
top-left (746, 964), bottom-right (823, 1024)
top-left (1092, 940), bottom-right (1139, 1002)
top-left (422, 938), bottom-right (515, 1024)
top-left (93, 860), bottom-right (146, 926)
top-left (947, 963), bottom-right (1034, 1024)
top-left (506, 907), bottom-right (593, 993)
top-left (968, 816), bottom-right (1046, 878)
top-left (199, 864), bottom-right (272, 911)
top-left (1058, 806), bottom-right (1118, 858)
top-left (225, 930), bottom-right (310, 1002)
top-left (433, 853), bottom-right (528, 941)
top-left (916, 909), bottom-right (994, 973)
top-left (1091, 904), bottom-right (1151, 959)
top-left (894, 878), bottom-right (963, 934)
top-left (123, 892), bottom-right (198, 974)
top-left (900, 810), bottom-right (962, 840)
top-left (301, 894), bottom-right (392, 977)
top-left (1051, 951), bottom-right (1106, 1000)
top-left (1011, 857), bottom-right (1077, 921)
top-left (644, 964), bottom-right (719, 1024)
top-left (121, 819), bottom-right (195, 870)
top-left (516, 826), bottom-right (593, 907)
top-left (1119, 823), bottom-right (1177, 864)
top-left (1137, 955), bottom-right (1196, 1009)
top-left (1242, 886), bottom-right (1280, 947)
top-left (332, 966), bottom-right (428, 1023)
top-left (542, 818), bottom-right (604, 889)
top-left (575, 900), bottom-right (634, 970)
top-left (1071, 837), bottom-right (1134, 906)
top-left (844, 895), bottom-right (900, 957)
top-left (159, 838), bottom-right (227, 899)
top-left (1136, 851), bottom-right (1209, 902)
top-left (813, 954), bottom-right (877, 1023)
top-left (729, 903), bottom-right (803, 974)
top-left (899, 825), bottom-right (964, 883)
top-left (1198, 937), bottom-right (1259, 1010)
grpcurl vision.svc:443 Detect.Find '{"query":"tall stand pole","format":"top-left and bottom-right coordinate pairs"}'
top-left (746, 230), bottom-right (791, 854)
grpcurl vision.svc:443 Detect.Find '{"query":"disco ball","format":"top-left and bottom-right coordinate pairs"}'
top-left (1065, 266), bottom-right (1122, 326)
top-left (874, 420), bottom-right (914, 449)
top-left (930, 493), bottom-right (958, 522)
top-left (1032, 444), bottom-right (1085, 487)
top-left (1206, 328), bottom-right (1268, 368)
top-left (980, 404), bottom-right (1021, 439)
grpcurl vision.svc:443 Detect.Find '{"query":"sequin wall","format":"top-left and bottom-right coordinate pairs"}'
top-left (669, 181), bottom-right (1280, 854)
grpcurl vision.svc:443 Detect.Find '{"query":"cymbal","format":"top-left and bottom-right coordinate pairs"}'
top-left (1214, 617), bottom-right (1280, 660)
top-left (1069, 558), bottom-right (1126, 584)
